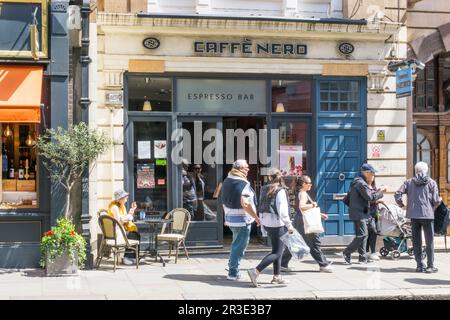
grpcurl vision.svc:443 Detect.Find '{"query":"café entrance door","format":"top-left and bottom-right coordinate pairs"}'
top-left (222, 117), bottom-right (267, 244)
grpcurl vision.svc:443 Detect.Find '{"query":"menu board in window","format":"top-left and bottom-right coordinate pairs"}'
top-left (136, 164), bottom-right (155, 189)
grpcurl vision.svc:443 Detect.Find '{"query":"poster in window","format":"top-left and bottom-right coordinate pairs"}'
top-left (137, 164), bottom-right (155, 189)
top-left (279, 144), bottom-right (303, 176)
top-left (154, 140), bottom-right (167, 159)
top-left (138, 141), bottom-right (151, 159)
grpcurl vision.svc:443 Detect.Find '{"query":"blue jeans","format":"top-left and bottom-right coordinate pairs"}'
top-left (228, 224), bottom-right (252, 277)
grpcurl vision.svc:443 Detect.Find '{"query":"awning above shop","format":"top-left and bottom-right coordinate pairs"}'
top-left (0, 65), bottom-right (43, 123)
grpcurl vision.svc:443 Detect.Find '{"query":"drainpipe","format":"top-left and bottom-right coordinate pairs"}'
top-left (111, 107), bottom-right (115, 200)
top-left (79, 0), bottom-right (93, 268)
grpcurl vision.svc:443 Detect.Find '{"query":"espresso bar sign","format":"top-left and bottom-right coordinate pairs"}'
top-left (177, 79), bottom-right (266, 113)
top-left (193, 39), bottom-right (307, 57)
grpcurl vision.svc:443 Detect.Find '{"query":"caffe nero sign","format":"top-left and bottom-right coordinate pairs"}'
top-left (194, 38), bottom-right (307, 57)
top-left (142, 37), bottom-right (307, 57)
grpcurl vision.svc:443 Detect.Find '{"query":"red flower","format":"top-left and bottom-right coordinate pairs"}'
top-left (70, 230), bottom-right (75, 236)
top-left (45, 230), bottom-right (53, 236)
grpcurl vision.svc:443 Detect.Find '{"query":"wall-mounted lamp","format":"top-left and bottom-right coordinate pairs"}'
top-left (275, 102), bottom-right (285, 112)
top-left (142, 96), bottom-right (152, 111)
top-left (3, 124), bottom-right (12, 138)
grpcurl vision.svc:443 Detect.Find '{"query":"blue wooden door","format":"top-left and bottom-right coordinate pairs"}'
top-left (315, 78), bottom-right (366, 245)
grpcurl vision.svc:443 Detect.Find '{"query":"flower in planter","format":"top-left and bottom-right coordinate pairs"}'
top-left (40, 217), bottom-right (87, 269)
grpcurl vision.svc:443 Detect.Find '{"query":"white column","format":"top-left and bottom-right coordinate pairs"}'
top-left (283, 0), bottom-right (298, 17)
top-left (330, 0), bottom-right (343, 18)
top-left (196, 0), bottom-right (211, 14)
top-left (148, 0), bottom-right (159, 13)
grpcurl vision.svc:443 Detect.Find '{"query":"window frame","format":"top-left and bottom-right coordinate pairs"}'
top-left (0, 0), bottom-right (48, 59)
top-left (416, 132), bottom-right (433, 177)
top-left (414, 61), bottom-right (437, 112)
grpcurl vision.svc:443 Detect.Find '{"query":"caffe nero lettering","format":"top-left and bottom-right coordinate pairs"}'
top-left (194, 40), bottom-right (307, 56)
top-left (187, 93), bottom-right (255, 101)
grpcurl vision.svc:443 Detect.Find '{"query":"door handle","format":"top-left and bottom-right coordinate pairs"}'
top-left (333, 193), bottom-right (347, 200)
top-left (338, 173), bottom-right (345, 181)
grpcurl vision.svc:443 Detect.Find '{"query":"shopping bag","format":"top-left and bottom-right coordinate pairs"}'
top-left (302, 207), bottom-right (324, 234)
top-left (280, 229), bottom-right (310, 260)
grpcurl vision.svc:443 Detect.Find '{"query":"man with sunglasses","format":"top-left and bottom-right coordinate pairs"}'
top-left (342, 163), bottom-right (387, 264)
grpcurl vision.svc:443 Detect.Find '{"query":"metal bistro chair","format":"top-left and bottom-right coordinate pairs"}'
top-left (96, 215), bottom-right (140, 272)
top-left (156, 208), bottom-right (191, 264)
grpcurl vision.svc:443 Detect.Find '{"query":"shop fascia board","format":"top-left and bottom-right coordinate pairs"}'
top-left (98, 25), bottom-right (393, 42)
top-left (100, 55), bottom-right (387, 75)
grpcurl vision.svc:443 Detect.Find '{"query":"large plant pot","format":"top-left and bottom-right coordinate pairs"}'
top-left (45, 250), bottom-right (79, 276)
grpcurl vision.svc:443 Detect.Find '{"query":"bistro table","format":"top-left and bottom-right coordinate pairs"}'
top-left (138, 216), bottom-right (171, 267)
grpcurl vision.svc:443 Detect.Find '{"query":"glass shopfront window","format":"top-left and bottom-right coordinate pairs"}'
top-left (1, 123), bottom-right (38, 209)
top-left (277, 121), bottom-right (309, 176)
top-left (127, 75), bottom-right (172, 112)
top-left (133, 122), bottom-right (168, 215)
top-left (271, 80), bottom-right (312, 113)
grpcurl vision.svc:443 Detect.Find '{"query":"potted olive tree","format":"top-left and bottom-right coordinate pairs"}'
top-left (37, 122), bottom-right (111, 275)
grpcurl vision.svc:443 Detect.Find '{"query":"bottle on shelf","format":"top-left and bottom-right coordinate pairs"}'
top-left (29, 158), bottom-right (35, 180)
top-left (9, 159), bottom-right (14, 179)
top-left (18, 160), bottom-right (24, 180)
top-left (2, 140), bottom-right (8, 179)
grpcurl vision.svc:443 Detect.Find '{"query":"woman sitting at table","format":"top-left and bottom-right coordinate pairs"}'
top-left (108, 189), bottom-right (140, 265)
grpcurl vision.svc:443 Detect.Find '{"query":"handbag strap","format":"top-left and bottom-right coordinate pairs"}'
top-left (305, 193), bottom-right (314, 204)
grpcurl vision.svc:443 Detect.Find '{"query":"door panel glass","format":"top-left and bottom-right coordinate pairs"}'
top-left (133, 122), bottom-right (168, 215)
top-left (319, 80), bottom-right (360, 112)
top-left (181, 121), bottom-right (219, 222)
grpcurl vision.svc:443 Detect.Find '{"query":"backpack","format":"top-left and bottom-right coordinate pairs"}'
top-left (258, 185), bottom-right (288, 216)
top-left (434, 202), bottom-right (449, 235)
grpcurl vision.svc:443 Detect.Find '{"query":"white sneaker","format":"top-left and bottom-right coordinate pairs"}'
top-left (280, 266), bottom-right (293, 272)
top-left (369, 253), bottom-right (380, 261)
top-left (271, 275), bottom-right (288, 284)
top-left (226, 273), bottom-right (242, 281)
top-left (247, 268), bottom-right (259, 287)
top-left (319, 264), bottom-right (333, 273)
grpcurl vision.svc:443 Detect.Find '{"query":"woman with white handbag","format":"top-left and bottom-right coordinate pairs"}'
top-left (281, 175), bottom-right (333, 273)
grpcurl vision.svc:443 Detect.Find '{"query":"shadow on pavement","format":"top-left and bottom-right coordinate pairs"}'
top-left (347, 266), bottom-right (416, 273)
top-left (0, 269), bottom-right (20, 275)
top-left (22, 269), bottom-right (46, 277)
top-left (405, 278), bottom-right (450, 286)
top-left (163, 274), bottom-right (287, 289)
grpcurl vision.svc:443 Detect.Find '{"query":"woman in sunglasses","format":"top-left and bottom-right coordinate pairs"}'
top-left (281, 175), bottom-right (333, 273)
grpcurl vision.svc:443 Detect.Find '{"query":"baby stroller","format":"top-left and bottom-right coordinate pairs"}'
top-left (377, 203), bottom-right (426, 260)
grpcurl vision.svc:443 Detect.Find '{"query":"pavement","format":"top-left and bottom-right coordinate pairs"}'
top-left (1, 237), bottom-right (450, 300)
